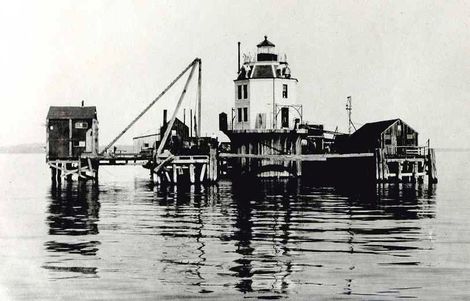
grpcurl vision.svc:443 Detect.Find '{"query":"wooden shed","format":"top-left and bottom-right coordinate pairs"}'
top-left (46, 106), bottom-right (99, 160)
top-left (347, 118), bottom-right (418, 154)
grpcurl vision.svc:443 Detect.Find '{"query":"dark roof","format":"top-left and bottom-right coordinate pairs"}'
top-left (257, 36), bottom-right (275, 47)
top-left (47, 106), bottom-right (97, 119)
top-left (348, 119), bottom-right (399, 149)
top-left (252, 65), bottom-right (274, 78)
top-left (351, 119), bottom-right (399, 139)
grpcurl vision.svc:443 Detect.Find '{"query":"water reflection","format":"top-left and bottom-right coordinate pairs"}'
top-left (43, 182), bottom-right (100, 278)
top-left (40, 175), bottom-right (437, 297)
top-left (47, 182), bottom-right (100, 236)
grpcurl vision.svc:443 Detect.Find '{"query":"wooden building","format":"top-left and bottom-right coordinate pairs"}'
top-left (346, 118), bottom-right (418, 154)
top-left (46, 106), bottom-right (99, 159)
top-left (46, 106), bottom-right (99, 183)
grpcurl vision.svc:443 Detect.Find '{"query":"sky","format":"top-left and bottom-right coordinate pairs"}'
top-left (0, 0), bottom-right (469, 148)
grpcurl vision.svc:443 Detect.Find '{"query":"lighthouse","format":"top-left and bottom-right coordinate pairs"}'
top-left (233, 36), bottom-right (300, 130)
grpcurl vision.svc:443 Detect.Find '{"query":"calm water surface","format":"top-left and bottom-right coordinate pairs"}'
top-left (0, 151), bottom-right (469, 300)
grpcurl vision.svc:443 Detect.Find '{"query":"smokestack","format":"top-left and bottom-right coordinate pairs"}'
top-left (190, 109), bottom-right (193, 137)
top-left (81, 100), bottom-right (84, 107)
top-left (163, 109), bottom-right (167, 126)
top-left (237, 42), bottom-right (241, 73)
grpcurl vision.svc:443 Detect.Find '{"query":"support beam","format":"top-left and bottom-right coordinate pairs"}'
top-left (156, 60), bottom-right (199, 157)
top-left (100, 58), bottom-right (199, 155)
top-left (197, 59), bottom-right (202, 137)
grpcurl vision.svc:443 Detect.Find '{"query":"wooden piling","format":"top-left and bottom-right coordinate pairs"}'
top-left (51, 166), bottom-right (57, 184)
top-left (189, 164), bottom-right (195, 183)
top-left (411, 162), bottom-right (417, 183)
top-left (172, 164), bottom-right (178, 184)
top-left (57, 163), bottom-right (62, 185)
top-left (65, 163), bottom-right (72, 181)
top-left (200, 164), bottom-right (206, 182)
top-left (428, 148), bottom-right (438, 184)
top-left (375, 149), bottom-right (381, 182)
top-left (209, 148), bottom-right (217, 182)
top-left (397, 162), bottom-right (402, 182)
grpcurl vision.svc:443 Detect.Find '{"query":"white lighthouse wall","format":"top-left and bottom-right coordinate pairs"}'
top-left (233, 80), bottom-right (250, 130)
top-left (234, 78), bottom-right (299, 130)
top-left (248, 79), bottom-right (275, 129)
top-left (273, 78), bottom-right (299, 129)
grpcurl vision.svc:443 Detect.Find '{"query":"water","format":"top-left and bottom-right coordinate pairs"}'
top-left (0, 151), bottom-right (469, 300)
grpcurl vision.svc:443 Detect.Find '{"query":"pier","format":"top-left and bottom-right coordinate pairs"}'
top-left (46, 37), bottom-right (437, 186)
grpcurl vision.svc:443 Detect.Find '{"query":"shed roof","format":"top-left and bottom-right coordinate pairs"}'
top-left (351, 119), bottom-right (400, 140)
top-left (347, 119), bottom-right (400, 150)
top-left (257, 36), bottom-right (275, 47)
top-left (47, 106), bottom-right (97, 119)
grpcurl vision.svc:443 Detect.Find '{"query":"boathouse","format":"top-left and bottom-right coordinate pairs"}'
top-left (346, 118), bottom-right (418, 154)
top-left (46, 105), bottom-right (99, 159)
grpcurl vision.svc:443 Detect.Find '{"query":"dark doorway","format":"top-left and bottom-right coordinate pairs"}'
top-left (281, 107), bottom-right (289, 128)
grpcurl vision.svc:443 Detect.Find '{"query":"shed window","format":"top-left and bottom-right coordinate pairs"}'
top-left (243, 107), bottom-right (248, 122)
top-left (75, 122), bottom-right (88, 129)
top-left (282, 84), bottom-right (288, 98)
top-left (237, 85), bottom-right (242, 100)
top-left (243, 84), bottom-right (248, 99)
top-left (238, 108), bottom-right (242, 122)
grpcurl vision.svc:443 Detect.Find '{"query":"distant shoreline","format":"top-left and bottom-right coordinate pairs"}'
top-left (0, 143), bottom-right (134, 154)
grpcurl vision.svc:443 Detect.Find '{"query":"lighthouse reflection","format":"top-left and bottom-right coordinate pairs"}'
top-left (226, 179), bottom-right (436, 296)
top-left (39, 176), bottom-right (436, 295)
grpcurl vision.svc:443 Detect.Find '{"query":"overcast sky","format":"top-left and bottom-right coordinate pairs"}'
top-left (0, 0), bottom-right (468, 148)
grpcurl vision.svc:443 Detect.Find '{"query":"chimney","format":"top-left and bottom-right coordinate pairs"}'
top-left (237, 42), bottom-right (241, 73)
top-left (163, 109), bottom-right (167, 126)
top-left (81, 100), bottom-right (84, 107)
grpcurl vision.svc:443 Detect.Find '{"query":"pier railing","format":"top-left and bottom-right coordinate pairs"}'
top-left (383, 146), bottom-right (428, 158)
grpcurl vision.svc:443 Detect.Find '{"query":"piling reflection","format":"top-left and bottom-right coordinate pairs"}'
top-left (146, 178), bottom-right (437, 297)
top-left (47, 182), bottom-right (100, 236)
top-left (40, 175), bottom-right (437, 296)
top-left (226, 178), bottom-right (436, 297)
top-left (43, 182), bottom-right (101, 278)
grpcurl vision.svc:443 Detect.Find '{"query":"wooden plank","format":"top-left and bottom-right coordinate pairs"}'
top-left (385, 158), bottom-right (425, 163)
top-left (219, 152), bottom-right (373, 161)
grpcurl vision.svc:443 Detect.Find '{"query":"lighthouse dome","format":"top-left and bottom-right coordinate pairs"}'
top-left (257, 36), bottom-right (277, 62)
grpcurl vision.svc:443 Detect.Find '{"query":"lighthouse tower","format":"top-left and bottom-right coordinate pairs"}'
top-left (233, 36), bottom-right (300, 130)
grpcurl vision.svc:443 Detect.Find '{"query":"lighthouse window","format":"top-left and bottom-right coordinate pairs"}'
top-left (238, 108), bottom-right (242, 122)
top-left (282, 84), bottom-right (288, 98)
top-left (243, 84), bottom-right (248, 99)
top-left (237, 85), bottom-right (242, 100)
top-left (243, 107), bottom-right (248, 122)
